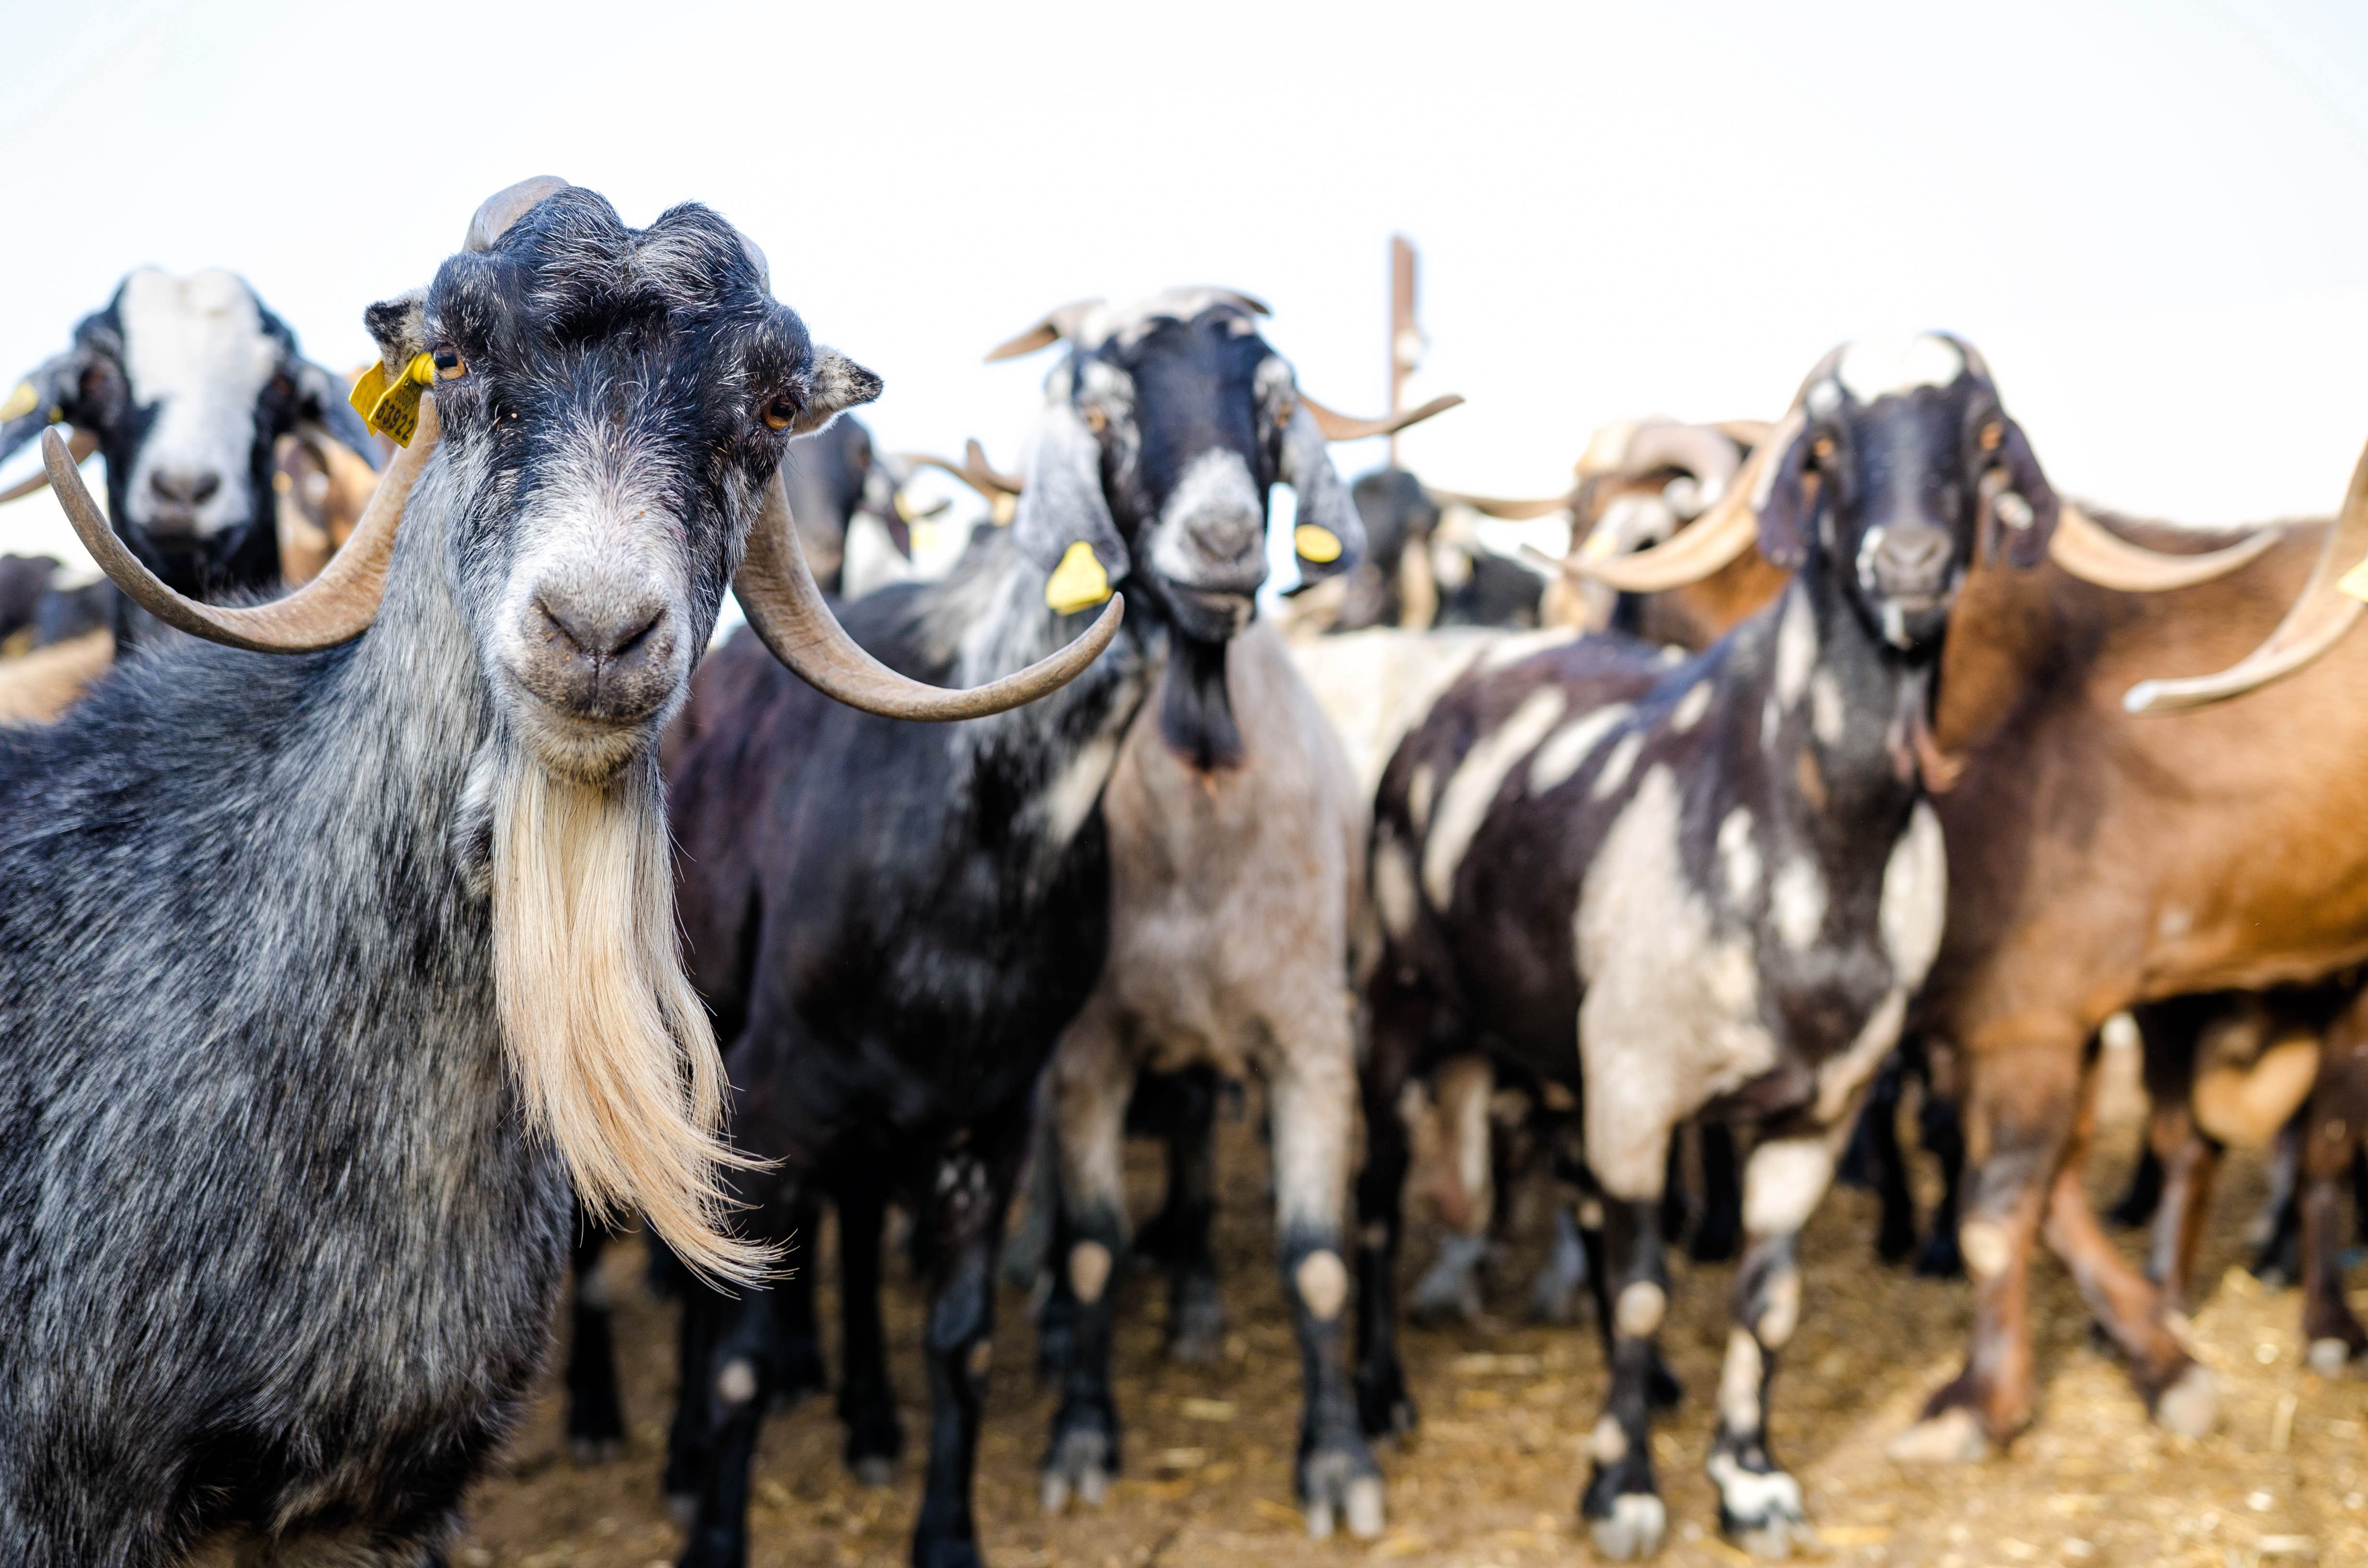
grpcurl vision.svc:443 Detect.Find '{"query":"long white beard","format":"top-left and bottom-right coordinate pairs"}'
top-left (491, 754), bottom-right (769, 1284)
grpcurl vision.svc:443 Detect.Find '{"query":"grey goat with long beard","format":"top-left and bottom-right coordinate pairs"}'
top-left (0, 178), bottom-right (1109, 1566)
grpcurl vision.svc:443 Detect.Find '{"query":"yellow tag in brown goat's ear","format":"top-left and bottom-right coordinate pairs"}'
top-left (1045, 540), bottom-right (1112, 614)
top-left (2340, 552), bottom-right (2368, 604)
top-left (351, 353), bottom-right (437, 447)
top-left (1294, 524), bottom-right (1343, 564)
top-left (0, 380), bottom-right (37, 424)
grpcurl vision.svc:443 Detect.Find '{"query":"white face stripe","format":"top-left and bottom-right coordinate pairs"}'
top-left (116, 268), bottom-right (283, 538)
top-left (1833, 334), bottom-right (1964, 403)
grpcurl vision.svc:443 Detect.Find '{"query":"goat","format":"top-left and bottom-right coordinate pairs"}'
top-left (657, 288), bottom-right (1381, 1568)
top-left (0, 178), bottom-right (1104, 1566)
top-left (0, 268), bottom-right (378, 650)
top-left (1354, 335), bottom-right (2073, 1559)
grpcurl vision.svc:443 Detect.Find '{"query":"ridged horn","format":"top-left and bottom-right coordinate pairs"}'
top-left (733, 471), bottom-right (1121, 720)
top-left (1299, 392), bottom-right (1464, 441)
top-left (43, 399), bottom-right (432, 651)
top-left (898, 440), bottom-right (1023, 499)
top-left (1565, 438), bottom-right (1767, 593)
top-left (2049, 503), bottom-right (2282, 593)
top-left (0, 427), bottom-right (98, 504)
top-left (1426, 488), bottom-right (1572, 521)
top-left (2123, 436), bottom-right (2368, 714)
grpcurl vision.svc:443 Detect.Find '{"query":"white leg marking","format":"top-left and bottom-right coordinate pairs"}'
top-left (1069, 1239), bottom-right (1113, 1303)
top-left (1757, 1268), bottom-right (1801, 1348)
top-left (1589, 1414), bottom-right (1629, 1462)
top-left (1742, 1139), bottom-right (1832, 1238)
top-left (1717, 1328), bottom-right (1764, 1431)
top-left (1295, 1250), bottom-right (1348, 1320)
top-left (1615, 1280), bottom-right (1666, 1338)
top-left (1958, 1218), bottom-right (2010, 1280)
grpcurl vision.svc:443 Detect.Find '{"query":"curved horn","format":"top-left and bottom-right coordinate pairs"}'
top-left (0, 427), bottom-right (98, 504)
top-left (1620, 420), bottom-right (1743, 493)
top-left (732, 472), bottom-right (1122, 721)
top-left (2048, 503), bottom-right (2282, 593)
top-left (1425, 488), bottom-right (1572, 521)
top-left (984, 299), bottom-right (1107, 363)
top-left (1298, 392), bottom-right (1464, 441)
top-left (1565, 439), bottom-right (1768, 593)
top-left (895, 441), bottom-right (1023, 500)
top-left (2123, 437), bottom-right (2368, 714)
top-left (43, 399), bottom-right (434, 651)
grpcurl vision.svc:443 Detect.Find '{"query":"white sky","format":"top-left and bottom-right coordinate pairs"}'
top-left (4, 0), bottom-right (2367, 569)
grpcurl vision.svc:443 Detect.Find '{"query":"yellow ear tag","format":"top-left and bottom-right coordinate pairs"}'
top-left (0, 380), bottom-right (37, 424)
top-left (349, 353), bottom-right (437, 446)
top-left (1294, 523), bottom-right (1343, 564)
top-left (1045, 540), bottom-right (1112, 614)
top-left (2339, 552), bottom-right (2368, 604)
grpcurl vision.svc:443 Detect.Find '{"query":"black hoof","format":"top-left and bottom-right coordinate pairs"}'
top-left (1166, 1273), bottom-right (1226, 1363)
top-left (1912, 1229), bottom-right (1963, 1280)
top-left (1356, 1363), bottom-right (1419, 1440)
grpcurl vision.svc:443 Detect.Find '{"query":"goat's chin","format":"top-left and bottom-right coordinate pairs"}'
top-left (501, 686), bottom-right (674, 785)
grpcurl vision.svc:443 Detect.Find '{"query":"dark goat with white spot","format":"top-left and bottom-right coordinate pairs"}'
top-left (1355, 335), bottom-right (2064, 1559)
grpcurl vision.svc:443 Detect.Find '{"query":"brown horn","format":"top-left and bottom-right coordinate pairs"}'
top-left (2123, 436), bottom-right (2368, 714)
top-left (895, 441), bottom-right (1022, 500)
top-left (0, 427), bottom-right (98, 504)
top-left (984, 299), bottom-right (1107, 363)
top-left (1298, 392), bottom-right (1464, 441)
top-left (1564, 438), bottom-right (1768, 593)
top-left (732, 472), bottom-right (1122, 720)
top-left (2048, 502), bottom-right (2282, 593)
top-left (43, 399), bottom-right (433, 652)
top-left (1426, 488), bottom-right (1572, 521)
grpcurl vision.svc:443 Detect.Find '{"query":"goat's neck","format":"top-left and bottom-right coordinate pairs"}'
top-left (1761, 560), bottom-right (1925, 833)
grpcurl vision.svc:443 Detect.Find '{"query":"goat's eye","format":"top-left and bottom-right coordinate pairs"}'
top-left (1082, 406), bottom-right (1108, 435)
top-left (1978, 419), bottom-right (2005, 453)
top-left (760, 394), bottom-right (800, 433)
top-left (431, 347), bottom-right (467, 381)
top-left (1812, 435), bottom-right (1837, 464)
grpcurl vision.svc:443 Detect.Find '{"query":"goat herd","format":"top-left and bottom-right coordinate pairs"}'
top-left (0, 178), bottom-right (2361, 1568)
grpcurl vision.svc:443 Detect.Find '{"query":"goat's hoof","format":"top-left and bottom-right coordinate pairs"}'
top-left (1585, 1493), bottom-right (1667, 1561)
top-left (2308, 1336), bottom-right (2363, 1377)
top-left (1886, 1406), bottom-right (1991, 1463)
top-left (912, 1536), bottom-right (986, 1568)
top-left (2151, 1363), bottom-right (2218, 1436)
top-left (567, 1436), bottom-right (623, 1466)
top-left (1166, 1280), bottom-right (1226, 1364)
top-left (1713, 1461), bottom-right (1808, 1558)
top-left (1039, 1423), bottom-right (1116, 1513)
top-left (1299, 1443), bottom-right (1386, 1540)
top-left (1407, 1270), bottom-right (1483, 1327)
top-left (850, 1456), bottom-right (896, 1488)
top-left (1529, 1282), bottom-right (1581, 1326)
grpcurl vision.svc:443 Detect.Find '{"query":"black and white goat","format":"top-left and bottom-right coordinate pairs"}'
top-left (658, 289), bottom-right (1374, 1568)
top-left (0, 178), bottom-right (1101, 1566)
top-left (0, 268), bottom-right (376, 648)
top-left (1355, 335), bottom-right (2065, 1558)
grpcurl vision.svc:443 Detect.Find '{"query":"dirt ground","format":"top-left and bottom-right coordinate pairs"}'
top-left (456, 1043), bottom-right (2368, 1568)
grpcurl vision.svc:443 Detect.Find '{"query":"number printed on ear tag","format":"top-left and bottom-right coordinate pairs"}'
top-left (350, 354), bottom-right (437, 446)
top-left (1045, 540), bottom-right (1112, 614)
top-left (1294, 523), bottom-right (1343, 564)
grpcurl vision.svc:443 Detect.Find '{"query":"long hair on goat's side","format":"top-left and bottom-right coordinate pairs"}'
top-left (491, 753), bottom-right (774, 1285)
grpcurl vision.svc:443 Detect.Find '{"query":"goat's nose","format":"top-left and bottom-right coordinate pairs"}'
top-left (149, 467), bottom-right (222, 507)
top-left (1874, 523), bottom-right (1952, 590)
top-left (533, 591), bottom-right (669, 674)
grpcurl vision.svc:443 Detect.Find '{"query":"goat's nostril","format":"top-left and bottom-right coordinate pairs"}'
top-left (535, 596), bottom-right (668, 666)
top-left (150, 467), bottom-right (223, 506)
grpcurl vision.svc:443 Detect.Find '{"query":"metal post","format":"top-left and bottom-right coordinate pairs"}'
top-left (1389, 236), bottom-right (1418, 469)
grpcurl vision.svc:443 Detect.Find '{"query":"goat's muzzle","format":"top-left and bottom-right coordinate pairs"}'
top-left (512, 572), bottom-right (683, 729)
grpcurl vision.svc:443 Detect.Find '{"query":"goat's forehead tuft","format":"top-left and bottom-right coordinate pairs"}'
top-left (1831, 335), bottom-right (1967, 404)
top-left (1086, 289), bottom-right (1269, 353)
top-left (440, 191), bottom-right (778, 341)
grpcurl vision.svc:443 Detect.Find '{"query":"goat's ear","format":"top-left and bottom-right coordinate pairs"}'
top-left (1281, 402), bottom-right (1366, 581)
top-left (0, 346), bottom-right (102, 468)
top-left (790, 348), bottom-right (883, 437)
top-left (362, 290), bottom-right (428, 381)
top-left (1011, 401), bottom-right (1129, 606)
top-left (1752, 414), bottom-right (1818, 571)
top-left (1991, 417), bottom-right (2060, 569)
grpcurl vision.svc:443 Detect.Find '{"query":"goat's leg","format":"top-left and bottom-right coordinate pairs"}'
top-left (1038, 998), bottom-right (1132, 1514)
top-left (1268, 990), bottom-right (1384, 1541)
top-left (1354, 973), bottom-right (1431, 1440)
top-left (1912, 1043), bottom-right (1967, 1278)
top-left (1704, 1135), bottom-right (1831, 1559)
top-left (1571, 1176), bottom-right (1681, 1410)
top-left (1531, 1194), bottom-right (1591, 1325)
top-left (663, 1269), bottom-right (718, 1518)
top-left (1889, 1038), bottom-right (2074, 1460)
top-left (675, 1280), bottom-right (786, 1568)
top-left (1155, 1068), bottom-right (1225, 1362)
top-left (910, 1105), bottom-right (1030, 1568)
top-left (2040, 1055), bottom-right (2215, 1431)
top-left (1579, 1191), bottom-right (1672, 1562)
top-left (1858, 1055), bottom-right (1918, 1262)
top-left (2252, 1115), bottom-right (2307, 1284)
top-left (1409, 1053), bottom-right (1494, 1326)
top-left (2302, 997), bottom-right (2368, 1374)
top-left (1691, 1121), bottom-right (1743, 1262)
top-left (563, 1205), bottom-right (627, 1464)
top-left (770, 1191), bottom-right (828, 1408)
top-left (1001, 1075), bottom-right (1060, 1295)
top-left (2144, 1116), bottom-right (2220, 1311)
top-left (836, 1173), bottom-right (903, 1484)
